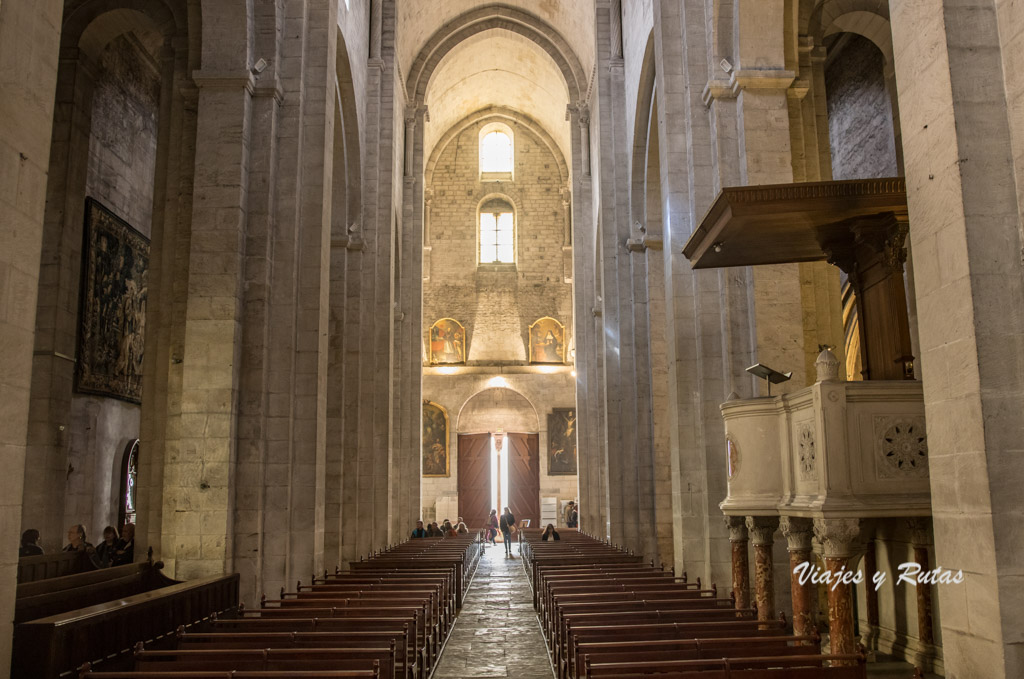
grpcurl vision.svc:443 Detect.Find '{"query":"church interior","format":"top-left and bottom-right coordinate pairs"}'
top-left (1, 1), bottom-right (1023, 678)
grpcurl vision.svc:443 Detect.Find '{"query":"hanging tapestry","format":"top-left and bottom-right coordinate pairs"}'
top-left (77, 198), bottom-right (149, 403)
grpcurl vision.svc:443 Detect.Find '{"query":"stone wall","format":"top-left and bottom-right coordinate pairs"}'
top-left (421, 117), bottom-right (577, 525)
top-left (64, 35), bottom-right (160, 540)
top-left (424, 121), bottom-right (572, 352)
top-left (826, 34), bottom-right (898, 181)
top-left (421, 373), bottom-right (578, 524)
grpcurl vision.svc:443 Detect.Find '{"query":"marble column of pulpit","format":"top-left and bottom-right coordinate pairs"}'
top-left (814, 518), bottom-right (864, 664)
top-left (725, 516), bottom-right (750, 610)
top-left (746, 516), bottom-right (780, 622)
top-left (780, 516), bottom-right (816, 639)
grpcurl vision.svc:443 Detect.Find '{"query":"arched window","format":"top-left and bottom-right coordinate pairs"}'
top-left (118, 439), bottom-right (139, 529)
top-left (479, 124), bottom-right (513, 175)
top-left (479, 198), bottom-right (514, 264)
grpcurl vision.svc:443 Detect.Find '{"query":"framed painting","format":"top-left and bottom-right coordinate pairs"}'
top-left (529, 316), bottom-right (565, 364)
top-left (77, 198), bottom-right (149, 404)
top-left (423, 400), bottom-right (450, 477)
top-left (428, 318), bottom-right (466, 364)
top-left (547, 407), bottom-right (577, 475)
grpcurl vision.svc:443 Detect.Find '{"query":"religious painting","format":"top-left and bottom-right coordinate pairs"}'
top-left (422, 401), bottom-right (450, 477)
top-left (547, 408), bottom-right (578, 475)
top-left (529, 317), bottom-right (565, 364)
top-left (428, 318), bottom-right (466, 364)
top-left (77, 198), bottom-right (149, 403)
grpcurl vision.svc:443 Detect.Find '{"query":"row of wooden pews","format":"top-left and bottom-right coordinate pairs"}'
top-left (12, 551), bottom-right (238, 679)
top-left (78, 534), bottom-right (481, 679)
top-left (522, 530), bottom-right (868, 679)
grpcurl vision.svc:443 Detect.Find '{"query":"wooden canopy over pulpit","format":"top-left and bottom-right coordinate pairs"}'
top-left (682, 178), bottom-right (914, 380)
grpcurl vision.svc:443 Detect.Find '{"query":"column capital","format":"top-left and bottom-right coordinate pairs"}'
top-left (780, 516), bottom-right (814, 552)
top-left (725, 515), bottom-right (748, 542)
top-left (745, 516), bottom-right (779, 546)
top-left (906, 517), bottom-right (932, 547)
top-left (813, 518), bottom-right (863, 559)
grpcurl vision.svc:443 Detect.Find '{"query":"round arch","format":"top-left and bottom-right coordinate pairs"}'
top-left (406, 5), bottom-right (587, 106)
top-left (457, 386), bottom-right (540, 434)
top-left (425, 107), bottom-right (569, 186)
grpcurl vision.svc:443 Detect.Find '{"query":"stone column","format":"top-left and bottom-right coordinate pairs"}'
top-left (746, 516), bottom-right (779, 621)
top-left (725, 516), bottom-right (751, 609)
top-left (890, 4), bottom-right (1024, 676)
top-left (907, 518), bottom-right (935, 670)
top-left (0, 0), bottom-right (64, 671)
top-left (813, 518), bottom-right (862, 662)
top-left (780, 516), bottom-right (815, 639)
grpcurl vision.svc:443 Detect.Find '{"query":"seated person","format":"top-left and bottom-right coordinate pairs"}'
top-left (411, 520), bottom-right (428, 539)
top-left (95, 526), bottom-right (120, 567)
top-left (112, 523), bottom-right (134, 566)
top-left (64, 524), bottom-right (101, 568)
top-left (426, 522), bottom-right (443, 538)
top-left (19, 529), bottom-right (43, 557)
top-left (541, 523), bottom-right (560, 541)
top-left (456, 518), bottom-right (469, 534)
top-left (442, 520), bottom-right (457, 537)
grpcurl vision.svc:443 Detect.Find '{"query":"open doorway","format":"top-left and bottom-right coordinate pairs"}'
top-left (457, 432), bottom-right (539, 530)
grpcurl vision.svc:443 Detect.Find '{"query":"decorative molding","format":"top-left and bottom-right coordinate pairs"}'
top-left (191, 70), bottom-right (255, 94)
top-left (875, 416), bottom-right (928, 478)
top-left (701, 79), bottom-right (735, 107)
top-left (729, 69), bottom-right (796, 95)
top-left (797, 421), bottom-right (816, 481)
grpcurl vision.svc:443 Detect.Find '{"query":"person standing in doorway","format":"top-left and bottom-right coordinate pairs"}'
top-left (486, 510), bottom-right (499, 546)
top-left (499, 506), bottom-right (516, 557)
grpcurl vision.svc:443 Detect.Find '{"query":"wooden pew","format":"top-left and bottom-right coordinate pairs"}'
top-left (581, 654), bottom-right (867, 678)
top-left (525, 531), bottom-right (867, 679)
top-left (18, 550), bottom-right (95, 584)
top-left (80, 671), bottom-right (380, 678)
top-left (133, 647), bottom-right (396, 679)
top-left (12, 573), bottom-right (239, 679)
top-left (16, 560), bottom-right (175, 623)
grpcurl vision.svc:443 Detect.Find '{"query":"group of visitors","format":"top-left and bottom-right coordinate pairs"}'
top-left (409, 499), bottom-right (579, 558)
top-left (19, 523), bottom-right (135, 568)
top-left (410, 517), bottom-right (469, 539)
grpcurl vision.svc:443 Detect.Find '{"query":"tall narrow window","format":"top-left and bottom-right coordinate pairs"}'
top-left (480, 131), bottom-right (513, 173)
top-left (118, 439), bottom-right (139, 529)
top-left (480, 198), bottom-right (514, 264)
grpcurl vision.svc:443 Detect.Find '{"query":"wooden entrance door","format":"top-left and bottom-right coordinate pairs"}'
top-left (507, 433), bottom-right (540, 528)
top-left (457, 434), bottom-right (491, 530)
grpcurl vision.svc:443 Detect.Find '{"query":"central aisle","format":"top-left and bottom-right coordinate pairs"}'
top-left (432, 541), bottom-right (555, 679)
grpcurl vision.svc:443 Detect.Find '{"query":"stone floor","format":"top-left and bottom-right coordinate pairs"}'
top-left (431, 544), bottom-right (938, 679)
top-left (432, 542), bottom-right (554, 679)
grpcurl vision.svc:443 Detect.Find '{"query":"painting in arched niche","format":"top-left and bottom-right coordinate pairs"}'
top-left (428, 318), bottom-right (466, 364)
top-left (422, 401), bottom-right (450, 477)
top-left (529, 317), bottom-right (565, 364)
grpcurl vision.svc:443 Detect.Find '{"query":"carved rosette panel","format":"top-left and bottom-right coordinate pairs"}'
top-left (875, 416), bottom-right (928, 478)
top-left (797, 422), bottom-right (816, 481)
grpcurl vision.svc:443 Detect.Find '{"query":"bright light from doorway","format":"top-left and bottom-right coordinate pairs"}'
top-left (490, 435), bottom-right (510, 515)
